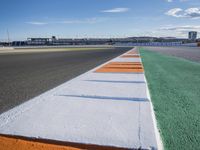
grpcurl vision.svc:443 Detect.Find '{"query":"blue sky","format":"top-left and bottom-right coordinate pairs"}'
top-left (0, 0), bottom-right (200, 40)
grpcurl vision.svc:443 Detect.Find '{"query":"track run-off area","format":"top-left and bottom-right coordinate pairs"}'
top-left (0, 46), bottom-right (200, 150)
top-left (140, 47), bottom-right (200, 150)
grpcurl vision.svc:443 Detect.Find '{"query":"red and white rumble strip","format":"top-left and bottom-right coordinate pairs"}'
top-left (0, 48), bottom-right (163, 150)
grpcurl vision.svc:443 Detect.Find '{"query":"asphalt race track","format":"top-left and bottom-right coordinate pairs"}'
top-left (0, 47), bottom-right (130, 114)
top-left (144, 46), bottom-right (200, 63)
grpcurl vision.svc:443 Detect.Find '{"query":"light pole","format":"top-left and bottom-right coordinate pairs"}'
top-left (7, 29), bottom-right (10, 46)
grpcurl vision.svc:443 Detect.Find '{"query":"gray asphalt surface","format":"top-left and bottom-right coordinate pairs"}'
top-left (0, 47), bottom-right (130, 114)
top-left (143, 46), bottom-right (200, 63)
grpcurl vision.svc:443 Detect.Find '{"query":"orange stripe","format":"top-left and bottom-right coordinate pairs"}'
top-left (105, 63), bottom-right (142, 66)
top-left (95, 61), bottom-right (144, 73)
top-left (107, 62), bottom-right (142, 65)
top-left (104, 63), bottom-right (143, 69)
top-left (95, 68), bottom-right (144, 73)
top-left (0, 135), bottom-right (129, 150)
top-left (0, 136), bottom-right (79, 150)
top-left (95, 50), bottom-right (143, 73)
top-left (104, 63), bottom-right (143, 66)
top-left (126, 52), bottom-right (138, 55)
top-left (103, 65), bottom-right (143, 69)
top-left (121, 55), bottom-right (140, 58)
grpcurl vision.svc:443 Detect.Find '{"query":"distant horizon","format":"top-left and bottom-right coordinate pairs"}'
top-left (0, 0), bottom-right (200, 41)
top-left (0, 29), bottom-right (198, 42)
top-left (0, 35), bottom-right (193, 42)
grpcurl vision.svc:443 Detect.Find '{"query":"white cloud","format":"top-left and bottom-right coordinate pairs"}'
top-left (166, 7), bottom-right (200, 19)
top-left (101, 8), bottom-right (130, 13)
top-left (165, 8), bottom-right (183, 17)
top-left (26, 18), bottom-right (107, 25)
top-left (160, 25), bottom-right (200, 31)
top-left (26, 22), bottom-right (48, 25)
top-left (166, 0), bottom-right (173, 2)
top-left (185, 8), bottom-right (200, 18)
top-left (165, 0), bottom-right (188, 2)
top-left (141, 25), bottom-right (200, 38)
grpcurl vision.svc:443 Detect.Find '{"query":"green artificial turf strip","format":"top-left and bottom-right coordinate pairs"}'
top-left (140, 48), bottom-right (200, 150)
